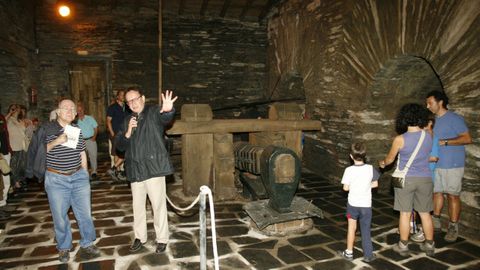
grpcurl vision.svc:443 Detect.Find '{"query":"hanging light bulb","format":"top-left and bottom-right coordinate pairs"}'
top-left (58, 4), bottom-right (71, 17)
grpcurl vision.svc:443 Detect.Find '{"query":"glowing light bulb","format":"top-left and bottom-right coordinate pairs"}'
top-left (58, 5), bottom-right (70, 17)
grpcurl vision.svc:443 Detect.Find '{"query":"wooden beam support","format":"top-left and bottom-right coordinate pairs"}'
top-left (167, 119), bottom-right (322, 135)
top-left (178, 0), bottom-right (186, 15)
top-left (219, 0), bottom-right (231, 18)
top-left (239, 0), bottom-right (254, 20)
top-left (200, 0), bottom-right (209, 16)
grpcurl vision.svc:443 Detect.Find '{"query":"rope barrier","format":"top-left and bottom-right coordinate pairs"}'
top-left (166, 193), bottom-right (201, 212)
top-left (166, 186), bottom-right (219, 270)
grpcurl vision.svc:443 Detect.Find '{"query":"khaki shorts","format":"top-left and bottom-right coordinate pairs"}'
top-left (394, 177), bottom-right (433, 213)
top-left (434, 168), bottom-right (464, 196)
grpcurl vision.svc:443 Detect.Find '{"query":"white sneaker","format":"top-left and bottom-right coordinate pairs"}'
top-left (410, 229), bottom-right (425, 243)
top-left (393, 241), bottom-right (409, 256)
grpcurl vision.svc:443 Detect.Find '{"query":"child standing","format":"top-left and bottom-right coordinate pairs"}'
top-left (338, 142), bottom-right (379, 262)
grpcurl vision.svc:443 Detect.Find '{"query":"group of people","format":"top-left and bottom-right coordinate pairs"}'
top-left (339, 90), bottom-right (472, 262)
top-left (1, 87), bottom-right (471, 264)
top-left (21, 88), bottom-right (177, 263)
top-left (0, 104), bottom-right (39, 220)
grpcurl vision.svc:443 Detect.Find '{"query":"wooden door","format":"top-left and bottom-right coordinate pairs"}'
top-left (69, 62), bottom-right (107, 132)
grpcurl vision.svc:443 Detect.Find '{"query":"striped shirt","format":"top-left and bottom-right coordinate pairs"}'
top-left (46, 122), bottom-right (86, 171)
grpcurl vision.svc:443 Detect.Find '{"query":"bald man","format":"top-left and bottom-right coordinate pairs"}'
top-left (45, 99), bottom-right (100, 263)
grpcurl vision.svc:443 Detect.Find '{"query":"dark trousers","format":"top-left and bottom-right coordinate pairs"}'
top-left (346, 203), bottom-right (373, 258)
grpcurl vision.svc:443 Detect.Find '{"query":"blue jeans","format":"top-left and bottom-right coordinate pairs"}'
top-left (45, 168), bottom-right (96, 251)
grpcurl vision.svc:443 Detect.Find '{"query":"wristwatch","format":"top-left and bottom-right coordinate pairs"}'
top-left (444, 140), bottom-right (448, 146)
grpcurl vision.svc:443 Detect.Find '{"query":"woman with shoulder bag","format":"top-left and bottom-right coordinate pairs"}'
top-left (379, 103), bottom-right (435, 257)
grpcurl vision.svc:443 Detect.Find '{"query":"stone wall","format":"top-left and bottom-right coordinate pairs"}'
top-left (1, 1), bottom-right (268, 120)
top-left (162, 16), bottom-right (267, 118)
top-left (0, 0), bottom-right (37, 114)
top-left (34, 0), bottom-right (159, 118)
top-left (267, 0), bottom-right (480, 238)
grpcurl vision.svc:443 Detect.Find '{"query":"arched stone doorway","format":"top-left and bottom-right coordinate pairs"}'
top-left (364, 55), bottom-right (443, 192)
top-left (369, 55), bottom-right (443, 120)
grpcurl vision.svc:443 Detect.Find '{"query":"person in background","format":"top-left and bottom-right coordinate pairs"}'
top-left (106, 89), bottom-right (128, 181)
top-left (379, 103), bottom-right (435, 257)
top-left (116, 88), bottom-right (177, 254)
top-left (338, 142), bottom-right (379, 263)
top-left (6, 104), bottom-right (28, 193)
top-left (0, 105), bottom-right (15, 217)
top-left (426, 90), bottom-right (472, 242)
top-left (409, 113), bottom-right (440, 243)
top-left (50, 96), bottom-right (64, 122)
top-left (76, 102), bottom-right (99, 180)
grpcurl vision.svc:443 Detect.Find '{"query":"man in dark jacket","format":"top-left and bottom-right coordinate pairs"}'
top-left (116, 87), bottom-right (177, 254)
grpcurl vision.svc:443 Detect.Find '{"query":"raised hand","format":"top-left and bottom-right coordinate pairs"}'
top-left (160, 90), bottom-right (178, 113)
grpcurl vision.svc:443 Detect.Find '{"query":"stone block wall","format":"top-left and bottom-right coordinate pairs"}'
top-left (0, 0), bottom-right (37, 114)
top-left (162, 16), bottom-right (267, 118)
top-left (34, 0), bottom-right (159, 117)
top-left (1, 1), bottom-right (268, 121)
top-left (267, 0), bottom-right (480, 239)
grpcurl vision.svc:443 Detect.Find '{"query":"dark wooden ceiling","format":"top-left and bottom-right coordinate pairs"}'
top-left (161, 0), bottom-right (281, 22)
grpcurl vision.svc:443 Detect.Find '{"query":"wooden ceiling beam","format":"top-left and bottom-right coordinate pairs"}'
top-left (219, 0), bottom-right (231, 18)
top-left (178, 0), bottom-right (186, 15)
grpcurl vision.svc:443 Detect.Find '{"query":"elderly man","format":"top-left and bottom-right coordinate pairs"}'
top-left (76, 102), bottom-right (99, 179)
top-left (45, 99), bottom-right (100, 262)
top-left (116, 88), bottom-right (177, 254)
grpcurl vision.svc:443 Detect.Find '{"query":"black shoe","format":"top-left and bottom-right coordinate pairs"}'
top-left (363, 254), bottom-right (377, 263)
top-left (91, 173), bottom-right (97, 180)
top-left (116, 170), bottom-right (127, 181)
top-left (130, 239), bottom-right (145, 252)
top-left (156, 243), bottom-right (167, 253)
top-left (79, 245), bottom-right (101, 259)
top-left (107, 168), bottom-right (118, 181)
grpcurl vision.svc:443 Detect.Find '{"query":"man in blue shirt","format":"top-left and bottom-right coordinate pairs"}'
top-left (106, 89), bottom-right (129, 180)
top-left (76, 102), bottom-right (98, 179)
top-left (426, 90), bottom-right (472, 242)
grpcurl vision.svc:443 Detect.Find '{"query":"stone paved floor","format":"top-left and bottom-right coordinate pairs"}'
top-left (1, 158), bottom-right (480, 269)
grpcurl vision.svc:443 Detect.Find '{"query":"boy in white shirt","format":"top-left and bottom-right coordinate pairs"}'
top-left (339, 142), bottom-right (379, 262)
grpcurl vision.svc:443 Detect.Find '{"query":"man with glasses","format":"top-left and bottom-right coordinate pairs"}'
top-left (44, 99), bottom-right (100, 262)
top-left (116, 87), bottom-right (177, 254)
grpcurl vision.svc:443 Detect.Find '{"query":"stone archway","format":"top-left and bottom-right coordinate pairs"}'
top-left (368, 55), bottom-right (443, 120)
top-left (359, 55), bottom-right (443, 192)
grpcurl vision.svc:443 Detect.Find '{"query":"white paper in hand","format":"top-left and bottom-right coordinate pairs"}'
top-left (61, 124), bottom-right (81, 149)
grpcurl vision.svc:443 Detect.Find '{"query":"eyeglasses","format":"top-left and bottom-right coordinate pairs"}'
top-left (126, 95), bottom-right (143, 106)
top-left (59, 108), bottom-right (77, 113)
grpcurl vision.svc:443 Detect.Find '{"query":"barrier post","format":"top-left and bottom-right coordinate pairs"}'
top-left (199, 189), bottom-right (207, 270)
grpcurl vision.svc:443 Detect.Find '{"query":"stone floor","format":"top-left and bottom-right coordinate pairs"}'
top-left (1, 158), bottom-right (480, 270)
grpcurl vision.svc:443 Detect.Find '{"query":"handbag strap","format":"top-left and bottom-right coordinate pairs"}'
top-left (396, 130), bottom-right (426, 173)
